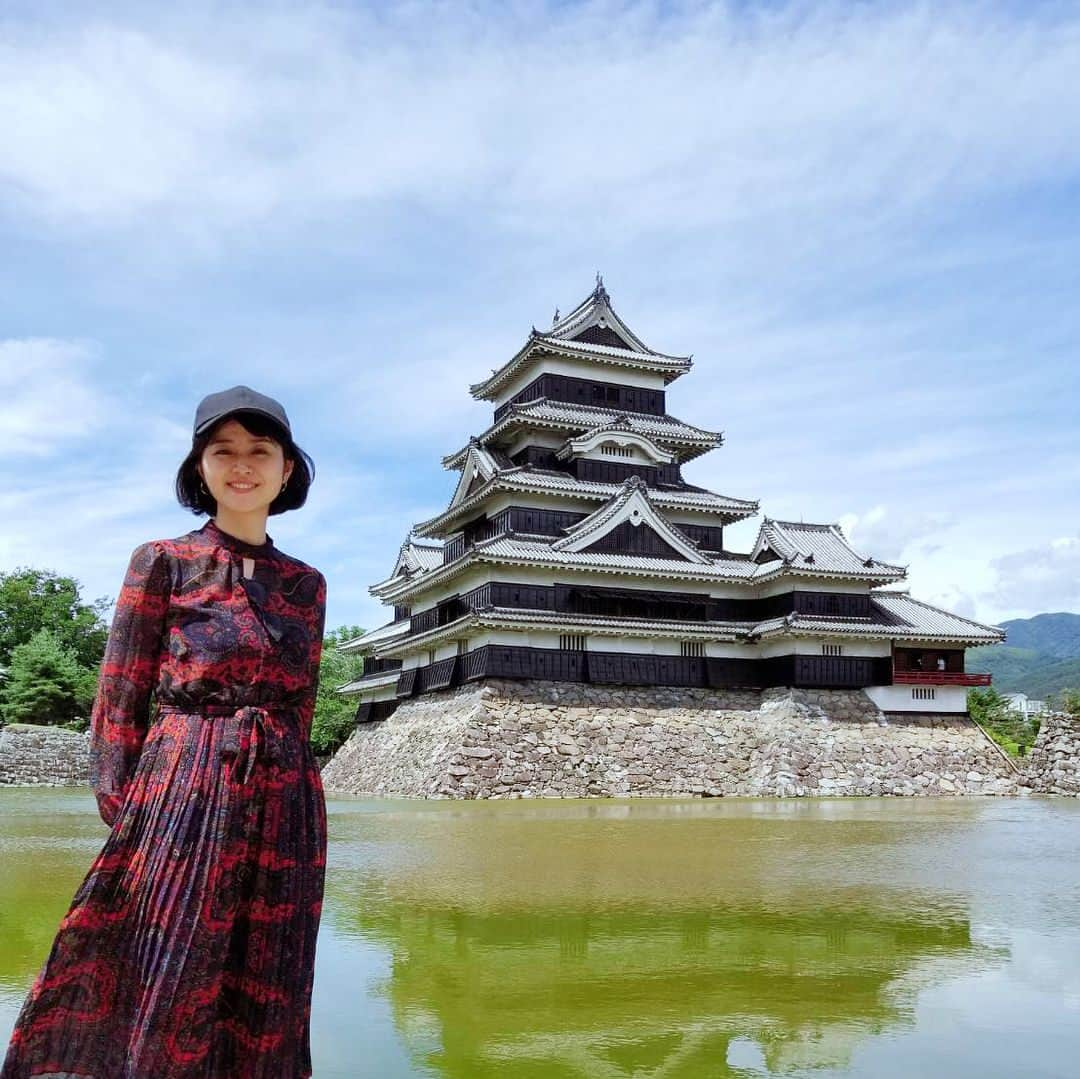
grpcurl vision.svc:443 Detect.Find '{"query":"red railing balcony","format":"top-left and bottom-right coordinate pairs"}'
top-left (893, 671), bottom-right (992, 686)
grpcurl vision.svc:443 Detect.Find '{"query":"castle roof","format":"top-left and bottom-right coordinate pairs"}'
top-left (338, 616), bottom-right (410, 654)
top-left (413, 466), bottom-right (758, 538)
top-left (554, 419), bottom-right (677, 465)
top-left (550, 476), bottom-right (713, 562)
top-left (748, 591), bottom-right (1004, 645)
top-left (359, 282), bottom-right (995, 670)
top-left (750, 519), bottom-right (906, 583)
top-left (442, 400), bottom-right (723, 468)
top-left (368, 589), bottom-right (1004, 658)
top-left (374, 496), bottom-right (908, 602)
top-left (469, 279), bottom-right (692, 400)
top-left (386, 535), bottom-right (445, 580)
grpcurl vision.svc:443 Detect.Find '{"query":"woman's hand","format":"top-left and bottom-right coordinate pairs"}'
top-left (96, 791), bottom-right (124, 827)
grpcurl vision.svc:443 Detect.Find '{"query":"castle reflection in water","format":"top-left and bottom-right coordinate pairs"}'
top-left (322, 799), bottom-right (998, 1078)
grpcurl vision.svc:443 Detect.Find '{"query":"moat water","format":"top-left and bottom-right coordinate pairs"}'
top-left (2, 791), bottom-right (1079, 1078)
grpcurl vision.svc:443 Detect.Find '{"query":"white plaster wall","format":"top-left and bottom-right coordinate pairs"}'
top-left (582, 442), bottom-right (659, 465)
top-left (758, 637), bottom-right (891, 658)
top-left (864, 685), bottom-right (968, 713)
top-left (434, 641), bottom-right (462, 662)
top-left (459, 632), bottom-right (810, 661)
top-left (499, 433), bottom-right (665, 467)
top-left (395, 630), bottom-right (897, 668)
top-left (464, 634), bottom-right (886, 661)
top-left (473, 630), bottom-right (679, 653)
top-left (351, 683), bottom-right (398, 705)
top-left (667, 509), bottom-right (737, 529)
top-left (502, 430), bottom-right (566, 457)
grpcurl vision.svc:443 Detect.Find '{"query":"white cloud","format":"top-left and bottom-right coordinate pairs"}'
top-left (0, 3), bottom-right (1077, 242)
top-left (0, 338), bottom-right (111, 456)
top-left (984, 535), bottom-right (1080, 616)
top-left (0, 1), bottom-right (1076, 637)
top-left (836, 504), bottom-right (952, 562)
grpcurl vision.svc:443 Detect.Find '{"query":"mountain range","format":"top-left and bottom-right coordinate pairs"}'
top-left (967, 612), bottom-right (1080, 701)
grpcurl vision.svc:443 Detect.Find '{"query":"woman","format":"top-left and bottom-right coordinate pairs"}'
top-left (2, 385), bottom-right (328, 1079)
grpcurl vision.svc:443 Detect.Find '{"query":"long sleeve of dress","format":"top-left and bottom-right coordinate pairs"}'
top-left (88, 540), bottom-right (172, 826)
top-left (297, 571), bottom-right (327, 741)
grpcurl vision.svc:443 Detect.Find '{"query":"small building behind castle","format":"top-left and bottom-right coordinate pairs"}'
top-left (339, 280), bottom-right (1002, 724)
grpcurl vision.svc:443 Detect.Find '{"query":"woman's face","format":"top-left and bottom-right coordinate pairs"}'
top-left (197, 417), bottom-right (293, 514)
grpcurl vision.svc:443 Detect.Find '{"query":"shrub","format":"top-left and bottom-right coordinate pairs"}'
top-left (0, 630), bottom-right (85, 727)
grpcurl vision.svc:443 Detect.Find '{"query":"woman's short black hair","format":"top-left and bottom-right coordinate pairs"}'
top-left (175, 410), bottom-right (315, 517)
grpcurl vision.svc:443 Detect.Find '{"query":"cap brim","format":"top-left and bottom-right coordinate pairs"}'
top-left (194, 408), bottom-right (290, 438)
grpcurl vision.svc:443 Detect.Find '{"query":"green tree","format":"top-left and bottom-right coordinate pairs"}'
top-left (310, 624), bottom-right (367, 756)
top-left (967, 686), bottom-right (1039, 757)
top-left (1057, 687), bottom-right (1080, 717)
top-left (0, 567), bottom-right (110, 669)
top-left (0, 629), bottom-right (90, 729)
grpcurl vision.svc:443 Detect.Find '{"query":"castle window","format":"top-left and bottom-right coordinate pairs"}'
top-left (601, 441), bottom-right (633, 458)
top-left (560, 634), bottom-right (587, 650)
top-left (822, 643), bottom-right (843, 656)
top-left (456, 638), bottom-right (468, 655)
top-left (427, 648), bottom-right (436, 665)
top-left (912, 687), bottom-right (936, 701)
top-left (681, 641), bottom-right (706, 657)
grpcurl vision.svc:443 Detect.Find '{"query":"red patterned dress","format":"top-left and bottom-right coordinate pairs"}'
top-left (2, 517), bottom-right (328, 1079)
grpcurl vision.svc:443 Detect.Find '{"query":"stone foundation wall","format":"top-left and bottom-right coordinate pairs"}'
top-left (321, 680), bottom-right (1019, 799)
top-left (0, 723), bottom-right (90, 785)
top-left (1023, 712), bottom-right (1080, 795)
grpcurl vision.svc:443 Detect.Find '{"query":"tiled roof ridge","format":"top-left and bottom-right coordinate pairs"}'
top-left (763, 518), bottom-right (907, 573)
top-left (506, 470), bottom-right (758, 510)
top-left (369, 595), bottom-right (1006, 657)
top-left (469, 335), bottom-right (692, 398)
top-left (440, 400), bottom-right (724, 471)
top-left (873, 591), bottom-right (1006, 636)
top-left (554, 418), bottom-right (678, 466)
top-left (530, 331), bottom-right (691, 365)
top-left (375, 528), bottom-right (909, 602)
top-left (531, 278), bottom-right (689, 361)
top-left (765, 518), bottom-right (838, 532)
top-left (509, 397), bottom-right (719, 438)
top-left (413, 469), bottom-right (759, 535)
top-left (545, 277), bottom-right (631, 340)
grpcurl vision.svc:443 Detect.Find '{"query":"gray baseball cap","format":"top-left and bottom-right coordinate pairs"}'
top-left (193, 385), bottom-right (292, 439)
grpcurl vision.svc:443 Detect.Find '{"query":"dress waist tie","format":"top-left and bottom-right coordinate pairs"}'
top-left (156, 703), bottom-right (297, 785)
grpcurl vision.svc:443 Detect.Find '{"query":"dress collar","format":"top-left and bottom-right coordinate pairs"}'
top-left (200, 517), bottom-right (275, 555)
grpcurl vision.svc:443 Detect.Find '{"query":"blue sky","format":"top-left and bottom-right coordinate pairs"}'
top-left (1, 0), bottom-right (1077, 635)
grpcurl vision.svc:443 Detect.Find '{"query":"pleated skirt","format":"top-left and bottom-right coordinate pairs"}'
top-left (1, 706), bottom-right (327, 1079)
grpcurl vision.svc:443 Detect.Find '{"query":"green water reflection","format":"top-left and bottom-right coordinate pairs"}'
top-left (320, 799), bottom-right (1001, 1077)
top-left (3, 791), bottom-right (1080, 1078)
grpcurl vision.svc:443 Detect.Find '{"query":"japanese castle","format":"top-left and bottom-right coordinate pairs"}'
top-left (341, 279), bottom-right (1002, 721)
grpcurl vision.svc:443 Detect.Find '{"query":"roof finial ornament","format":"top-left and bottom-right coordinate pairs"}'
top-left (553, 307), bottom-right (560, 324)
top-left (594, 271), bottom-right (609, 304)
